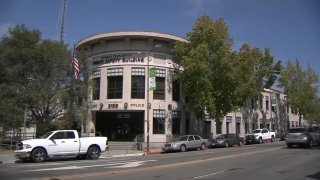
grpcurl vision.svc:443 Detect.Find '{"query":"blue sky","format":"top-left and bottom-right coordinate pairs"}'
top-left (1, 0), bottom-right (319, 74)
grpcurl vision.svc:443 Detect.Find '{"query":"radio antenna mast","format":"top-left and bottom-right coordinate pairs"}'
top-left (58, 0), bottom-right (68, 44)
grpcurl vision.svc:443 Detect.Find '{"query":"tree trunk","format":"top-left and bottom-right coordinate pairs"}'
top-left (299, 114), bottom-right (302, 127)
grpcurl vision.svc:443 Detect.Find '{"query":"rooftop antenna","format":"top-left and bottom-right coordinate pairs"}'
top-left (58, 0), bottom-right (68, 44)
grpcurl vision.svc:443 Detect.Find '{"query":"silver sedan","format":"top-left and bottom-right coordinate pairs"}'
top-left (162, 135), bottom-right (209, 152)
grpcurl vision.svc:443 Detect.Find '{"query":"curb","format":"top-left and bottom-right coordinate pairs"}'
top-left (101, 153), bottom-right (145, 158)
top-left (143, 151), bottom-right (163, 155)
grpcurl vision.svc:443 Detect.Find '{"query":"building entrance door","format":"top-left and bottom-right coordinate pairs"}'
top-left (95, 111), bottom-right (144, 141)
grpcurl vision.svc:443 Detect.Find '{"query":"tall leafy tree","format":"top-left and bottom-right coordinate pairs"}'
top-left (174, 15), bottom-right (234, 121)
top-left (279, 60), bottom-right (319, 126)
top-left (174, 14), bottom-right (280, 123)
top-left (0, 25), bottom-right (42, 136)
top-left (304, 96), bottom-right (320, 125)
top-left (0, 25), bottom-right (75, 136)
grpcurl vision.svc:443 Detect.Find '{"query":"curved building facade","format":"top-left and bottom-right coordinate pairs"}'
top-left (76, 31), bottom-right (303, 144)
top-left (76, 31), bottom-right (191, 143)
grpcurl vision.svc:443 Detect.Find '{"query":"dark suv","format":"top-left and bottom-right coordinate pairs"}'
top-left (285, 127), bottom-right (320, 148)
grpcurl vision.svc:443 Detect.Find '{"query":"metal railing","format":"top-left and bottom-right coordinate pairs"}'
top-left (0, 132), bottom-right (36, 150)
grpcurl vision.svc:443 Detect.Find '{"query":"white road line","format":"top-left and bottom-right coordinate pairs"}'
top-left (277, 154), bottom-right (291, 159)
top-left (192, 170), bottom-right (228, 179)
top-left (107, 160), bottom-right (157, 168)
top-left (26, 160), bottom-right (157, 172)
top-left (12, 157), bottom-right (134, 167)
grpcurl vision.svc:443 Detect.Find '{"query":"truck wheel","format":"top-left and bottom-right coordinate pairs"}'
top-left (200, 143), bottom-right (206, 150)
top-left (258, 137), bottom-right (263, 144)
top-left (87, 146), bottom-right (101, 159)
top-left (180, 144), bottom-right (186, 152)
top-left (31, 147), bottom-right (47, 163)
top-left (271, 136), bottom-right (275, 142)
top-left (287, 144), bottom-right (292, 148)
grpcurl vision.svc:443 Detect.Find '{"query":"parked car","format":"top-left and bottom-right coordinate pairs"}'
top-left (245, 128), bottom-right (276, 144)
top-left (162, 135), bottom-right (209, 152)
top-left (15, 130), bottom-right (108, 162)
top-left (209, 133), bottom-right (245, 148)
top-left (285, 127), bottom-right (320, 148)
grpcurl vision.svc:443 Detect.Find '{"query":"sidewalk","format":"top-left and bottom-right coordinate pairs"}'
top-left (0, 147), bottom-right (163, 164)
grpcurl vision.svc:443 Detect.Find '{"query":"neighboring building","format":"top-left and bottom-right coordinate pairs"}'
top-left (76, 31), bottom-right (304, 146)
top-left (209, 88), bottom-right (305, 139)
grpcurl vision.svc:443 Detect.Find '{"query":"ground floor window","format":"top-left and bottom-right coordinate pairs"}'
top-left (245, 122), bottom-right (249, 134)
top-left (236, 117), bottom-right (241, 134)
top-left (236, 122), bottom-right (240, 134)
top-left (153, 109), bottom-right (166, 134)
top-left (252, 123), bottom-right (256, 130)
top-left (185, 112), bottom-right (190, 134)
top-left (172, 111), bottom-right (181, 135)
top-left (216, 121), bottom-right (222, 134)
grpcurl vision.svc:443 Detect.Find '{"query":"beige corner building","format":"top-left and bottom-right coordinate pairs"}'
top-left (76, 31), bottom-right (304, 146)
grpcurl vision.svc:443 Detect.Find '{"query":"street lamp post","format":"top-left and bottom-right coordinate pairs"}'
top-left (146, 49), bottom-right (150, 152)
top-left (146, 44), bottom-right (161, 152)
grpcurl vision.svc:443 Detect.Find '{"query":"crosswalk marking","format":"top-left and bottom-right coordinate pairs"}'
top-left (26, 160), bottom-right (156, 172)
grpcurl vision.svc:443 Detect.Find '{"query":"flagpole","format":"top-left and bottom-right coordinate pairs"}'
top-left (70, 43), bottom-right (76, 129)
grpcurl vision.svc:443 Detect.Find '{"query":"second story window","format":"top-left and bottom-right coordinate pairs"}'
top-left (92, 78), bottom-right (101, 100)
top-left (265, 96), bottom-right (269, 111)
top-left (131, 68), bottom-right (145, 99)
top-left (92, 70), bottom-right (101, 100)
top-left (153, 69), bottom-right (166, 100)
top-left (259, 96), bottom-right (263, 110)
top-left (107, 68), bottom-right (123, 99)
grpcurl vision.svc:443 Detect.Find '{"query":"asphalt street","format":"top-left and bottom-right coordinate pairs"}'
top-left (0, 141), bottom-right (319, 180)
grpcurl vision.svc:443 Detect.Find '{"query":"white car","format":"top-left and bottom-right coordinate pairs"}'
top-left (245, 128), bottom-right (276, 144)
top-left (15, 130), bottom-right (108, 162)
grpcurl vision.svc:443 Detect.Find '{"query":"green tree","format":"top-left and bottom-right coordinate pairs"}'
top-left (174, 14), bottom-right (281, 123)
top-left (279, 60), bottom-right (319, 126)
top-left (174, 15), bottom-right (234, 121)
top-left (304, 96), bottom-right (320, 125)
top-left (232, 43), bottom-right (281, 107)
top-left (0, 25), bottom-right (84, 137)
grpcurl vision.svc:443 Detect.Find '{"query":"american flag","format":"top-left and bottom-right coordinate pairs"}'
top-left (72, 57), bottom-right (79, 80)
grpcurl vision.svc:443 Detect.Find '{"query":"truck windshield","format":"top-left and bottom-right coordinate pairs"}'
top-left (252, 130), bottom-right (261, 133)
top-left (40, 131), bottom-right (54, 139)
top-left (288, 128), bottom-right (306, 133)
top-left (216, 134), bottom-right (227, 139)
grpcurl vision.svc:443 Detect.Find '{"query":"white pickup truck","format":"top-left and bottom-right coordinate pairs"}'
top-left (15, 130), bottom-right (108, 162)
top-left (245, 128), bottom-right (276, 144)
